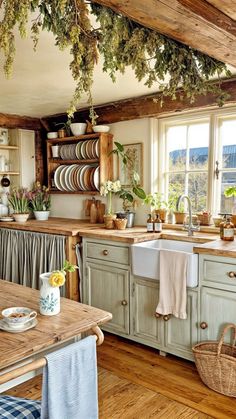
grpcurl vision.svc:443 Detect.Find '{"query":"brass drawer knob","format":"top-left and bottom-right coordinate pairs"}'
top-left (163, 315), bottom-right (170, 321)
top-left (228, 271), bottom-right (236, 278)
top-left (103, 249), bottom-right (109, 256)
top-left (121, 300), bottom-right (128, 306)
top-left (200, 321), bottom-right (208, 329)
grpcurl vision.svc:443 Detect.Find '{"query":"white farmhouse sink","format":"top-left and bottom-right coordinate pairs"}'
top-left (131, 239), bottom-right (199, 287)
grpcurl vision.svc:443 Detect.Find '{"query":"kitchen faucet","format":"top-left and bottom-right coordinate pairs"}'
top-left (176, 194), bottom-right (200, 236)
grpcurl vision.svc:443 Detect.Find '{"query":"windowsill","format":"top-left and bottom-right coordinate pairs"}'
top-left (162, 223), bottom-right (223, 234)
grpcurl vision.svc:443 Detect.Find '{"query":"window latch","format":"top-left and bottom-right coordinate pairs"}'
top-left (215, 160), bottom-right (219, 180)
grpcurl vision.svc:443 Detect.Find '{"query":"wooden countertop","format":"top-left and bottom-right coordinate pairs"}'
top-left (193, 239), bottom-right (236, 257)
top-left (0, 217), bottom-right (220, 243)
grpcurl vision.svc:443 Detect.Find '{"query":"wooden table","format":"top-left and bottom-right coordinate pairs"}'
top-left (0, 280), bottom-right (112, 379)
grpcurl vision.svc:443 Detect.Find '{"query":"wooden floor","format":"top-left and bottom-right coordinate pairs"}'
top-left (5, 333), bottom-right (236, 418)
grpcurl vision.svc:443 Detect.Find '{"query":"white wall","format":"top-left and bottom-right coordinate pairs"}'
top-left (50, 118), bottom-right (152, 225)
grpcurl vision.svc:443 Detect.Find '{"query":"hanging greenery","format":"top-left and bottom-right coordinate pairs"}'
top-left (0, 1), bottom-right (231, 122)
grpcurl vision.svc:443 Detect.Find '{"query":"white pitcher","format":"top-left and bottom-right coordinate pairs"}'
top-left (39, 272), bottom-right (60, 316)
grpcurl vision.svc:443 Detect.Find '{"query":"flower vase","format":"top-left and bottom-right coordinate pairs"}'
top-left (39, 272), bottom-right (60, 316)
top-left (34, 210), bottom-right (50, 221)
top-left (104, 214), bottom-right (116, 229)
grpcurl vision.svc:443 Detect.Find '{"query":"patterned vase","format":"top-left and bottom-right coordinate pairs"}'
top-left (39, 272), bottom-right (60, 316)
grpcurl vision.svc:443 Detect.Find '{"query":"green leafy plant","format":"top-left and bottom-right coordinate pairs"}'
top-left (224, 186), bottom-right (236, 198)
top-left (7, 188), bottom-right (30, 214)
top-left (110, 142), bottom-right (146, 210)
top-left (144, 192), bottom-right (167, 210)
top-left (0, 1), bottom-right (231, 121)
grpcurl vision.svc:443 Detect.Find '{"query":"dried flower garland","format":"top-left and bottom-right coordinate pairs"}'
top-left (0, 1), bottom-right (231, 122)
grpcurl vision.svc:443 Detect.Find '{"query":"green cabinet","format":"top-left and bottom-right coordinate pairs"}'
top-left (84, 261), bottom-right (129, 335)
top-left (131, 275), bottom-right (198, 360)
top-left (200, 287), bottom-right (236, 342)
top-left (131, 277), bottom-right (163, 346)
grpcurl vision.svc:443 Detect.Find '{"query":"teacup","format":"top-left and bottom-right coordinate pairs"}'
top-left (1, 307), bottom-right (37, 328)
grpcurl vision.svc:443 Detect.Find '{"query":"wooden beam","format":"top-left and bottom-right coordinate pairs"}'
top-left (91, 0), bottom-right (236, 67)
top-left (206, 0), bottom-right (236, 21)
top-left (43, 78), bottom-right (236, 125)
top-left (0, 113), bottom-right (41, 130)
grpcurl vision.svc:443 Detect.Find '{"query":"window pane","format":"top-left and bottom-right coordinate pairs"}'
top-left (188, 172), bottom-right (208, 212)
top-left (220, 172), bottom-right (236, 213)
top-left (168, 174), bottom-right (185, 210)
top-left (221, 120), bottom-right (236, 169)
top-left (167, 125), bottom-right (186, 171)
top-left (188, 123), bottom-right (209, 170)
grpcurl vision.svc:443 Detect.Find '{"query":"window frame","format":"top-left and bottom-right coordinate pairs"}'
top-left (156, 107), bottom-right (236, 215)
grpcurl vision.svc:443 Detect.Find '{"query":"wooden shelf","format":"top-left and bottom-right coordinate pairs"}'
top-left (50, 189), bottom-right (99, 195)
top-left (47, 133), bottom-right (100, 145)
top-left (46, 133), bottom-right (113, 194)
top-left (49, 159), bottom-right (99, 164)
top-left (0, 145), bottom-right (19, 150)
top-left (0, 171), bottom-right (20, 176)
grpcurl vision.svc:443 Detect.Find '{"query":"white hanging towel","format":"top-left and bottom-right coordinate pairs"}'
top-left (156, 249), bottom-right (188, 319)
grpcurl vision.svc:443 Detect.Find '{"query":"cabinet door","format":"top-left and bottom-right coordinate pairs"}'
top-left (132, 277), bottom-right (163, 346)
top-left (164, 290), bottom-right (198, 360)
top-left (86, 261), bottom-right (129, 335)
top-left (201, 287), bottom-right (236, 342)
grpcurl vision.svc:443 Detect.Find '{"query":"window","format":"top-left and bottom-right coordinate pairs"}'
top-left (157, 110), bottom-right (236, 215)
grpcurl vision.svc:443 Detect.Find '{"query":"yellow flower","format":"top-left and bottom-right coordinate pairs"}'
top-left (49, 271), bottom-right (65, 287)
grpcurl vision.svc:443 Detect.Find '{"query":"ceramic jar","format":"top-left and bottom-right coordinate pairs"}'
top-left (39, 272), bottom-right (60, 316)
top-left (34, 210), bottom-right (50, 221)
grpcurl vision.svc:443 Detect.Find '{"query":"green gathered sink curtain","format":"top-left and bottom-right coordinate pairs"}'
top-left (0, 229), bottom-right (66, 291)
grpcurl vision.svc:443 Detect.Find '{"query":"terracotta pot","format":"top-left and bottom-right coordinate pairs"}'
top-left (104, 214), bottom-right (116, 229)
top-left (174, 211), bottom-right (187, 224)
top-left (155, 209), bottom-right (168, 223)
top-left (114, 218), bottom-right (127, 230)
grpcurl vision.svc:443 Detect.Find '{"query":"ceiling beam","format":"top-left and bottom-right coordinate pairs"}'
top-left (0, 113), bottom-right (42, 130)
top-left (43, 78), bottom-right (236, 126)
top-left (92, 0), bottom-right (236, 67)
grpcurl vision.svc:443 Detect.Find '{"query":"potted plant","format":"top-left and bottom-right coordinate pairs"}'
top-left (224, 186), bottom-right (236, 226)
top-left (29, 182), bottom-right (51, 221)
top-left (7, 187), bottom-right (30, 222)
top-left (168, 184), bottom-right (187, 224)
top-left (111, 142), bottom-right (146, 228)
top-left (100, 180), bottom-right (122, 229)
top-left (144, 192), bottom-right (168, 222)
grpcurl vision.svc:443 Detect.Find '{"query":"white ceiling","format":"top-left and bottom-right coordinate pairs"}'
top-left (0, 27), bottom-right (162, 118)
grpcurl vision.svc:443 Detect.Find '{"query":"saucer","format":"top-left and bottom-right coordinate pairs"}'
top-left (0, 318), bottom-right (38, 333)
top-left (0, 217), bottom-right (14, 222)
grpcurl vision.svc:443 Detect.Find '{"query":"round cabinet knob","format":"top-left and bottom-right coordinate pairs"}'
top-left (163, 315), bottom-right (170, 321)
top-left (103, 250), bottom-right (109, 256)
top-left (121, 300), bottom-right (128, 306)
top-left (228, 271), bottom-right (236, 278)
top-left (200, 321), bottom-right (208, 329)
top-left (155, 313), bottom-right (161, 318)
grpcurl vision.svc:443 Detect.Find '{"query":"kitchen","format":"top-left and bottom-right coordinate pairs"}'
top-left (1, 1), bottom-right (236, 418)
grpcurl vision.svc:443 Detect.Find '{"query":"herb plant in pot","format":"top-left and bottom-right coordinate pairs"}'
top-left (30, 182), bottom-right (51, 221)
top-left (7, 188), bottom-right (30, 222)
top-left (224, 186), bottom-right (236, 226)
top-left (144, 192), bottom-right (168, 222)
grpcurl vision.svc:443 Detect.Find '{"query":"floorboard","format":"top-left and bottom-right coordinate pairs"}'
top-left (4, 333), bottom-right (236, 418)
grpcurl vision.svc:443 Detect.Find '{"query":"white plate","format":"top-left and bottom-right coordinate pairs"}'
top-left (94, 166), bottom-right (100, 190)
top-left (0, 217), bottom-right (14, 222)
top-left (0, 318), bottom-right (38, 333)
top-left (54, 165), bottom-right (66, 191)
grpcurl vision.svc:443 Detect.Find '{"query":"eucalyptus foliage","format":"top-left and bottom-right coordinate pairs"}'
top-left (0, 1), bottom-right (231, 121)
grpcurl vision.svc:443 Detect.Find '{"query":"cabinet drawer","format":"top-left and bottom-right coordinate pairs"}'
top-left (86, 242), bottom-right (129, 265)
top-left (203, 259), bottom-right (236, 288)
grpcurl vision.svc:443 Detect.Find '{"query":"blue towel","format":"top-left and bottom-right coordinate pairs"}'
top-left (41, 335), bottom-right (98, 419)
